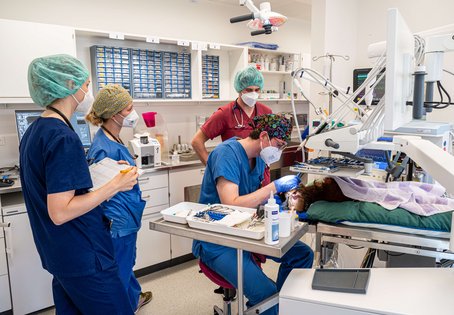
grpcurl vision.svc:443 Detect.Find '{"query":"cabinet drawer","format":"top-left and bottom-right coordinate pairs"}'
top-left (0, 239), bottom-right (6, 276)
top-left (143, 204), bottom-right (168, 217)
top-left (0, 275), bottom-right (11, 313)
top-left (138, 172), bottom-right (168, 191)
top-left (135, 213), bottom-right (171, 270)
top-left (142, 187), bottom-right (169, 208)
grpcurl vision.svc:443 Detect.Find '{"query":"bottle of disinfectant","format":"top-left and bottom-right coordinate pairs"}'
top-left (264, 192), bottom-right (279, 245)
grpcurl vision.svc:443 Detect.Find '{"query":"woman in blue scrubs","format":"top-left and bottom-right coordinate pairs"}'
top-left (193, 114), bottom-right (314, 315)
top-left (21, 54), bottom-right (139, 314)
top-left (85, 84), bottom-right (152, 312)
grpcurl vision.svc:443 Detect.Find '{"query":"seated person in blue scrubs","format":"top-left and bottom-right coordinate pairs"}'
top-left (193, 114), bottom-right (314, 315)
top-left (86, 84), bottom-right (152, 312)
top-left (21, 55), bottom-right (139, 315)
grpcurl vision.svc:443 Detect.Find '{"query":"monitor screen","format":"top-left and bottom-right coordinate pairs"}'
top-left (353, 68), bottom-right (385, 105)
top-left (70, 113), bottom-right (92, 148)
top-left (15, 110), bottom-right (92, 148)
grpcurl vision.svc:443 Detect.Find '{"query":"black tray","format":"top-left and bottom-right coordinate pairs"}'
top-left (312, 269), bottom-right (370, 294)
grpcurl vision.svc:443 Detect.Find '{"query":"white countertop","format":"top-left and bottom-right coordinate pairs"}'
top-left (280, 268), bottom-right (454, 315)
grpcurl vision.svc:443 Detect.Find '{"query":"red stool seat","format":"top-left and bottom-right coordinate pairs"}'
top-left (199, 260), bottom-right (235, 289)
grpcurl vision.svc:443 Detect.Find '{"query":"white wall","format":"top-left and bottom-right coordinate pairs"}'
top-left (355, 0), bottom-right (454, 123)
top-left (0, 0), bottom-right (311, 167)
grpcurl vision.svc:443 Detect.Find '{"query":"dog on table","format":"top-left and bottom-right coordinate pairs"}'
top-left (283, 177), bottom-right (351, 212)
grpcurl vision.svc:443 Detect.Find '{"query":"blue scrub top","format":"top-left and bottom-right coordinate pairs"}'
top-left (87, 129), bottom-right (145, 238)
top-left (19, 117), bottom-right (115, 277)
top-left (193, 137), bottom-right (265, 260)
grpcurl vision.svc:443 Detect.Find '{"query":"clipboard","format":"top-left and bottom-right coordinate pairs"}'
top-left (88, 157), bottom-right (143, 191)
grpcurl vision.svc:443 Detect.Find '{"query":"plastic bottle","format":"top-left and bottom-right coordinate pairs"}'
top-left (264, 192), bottom-right (279, 245)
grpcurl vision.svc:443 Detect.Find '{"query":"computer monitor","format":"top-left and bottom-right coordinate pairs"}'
top-left (353, 68), bottom-right (386, 105)
top-left (70, 112), bottom-right (92, 148)
top-left (15, 110), bottom-right (92, 148)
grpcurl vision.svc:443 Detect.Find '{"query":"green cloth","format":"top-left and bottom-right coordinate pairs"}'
top-left (306, 200), bottom-right (452, 232)
top-left (28, 54), bottom-right (89, 107)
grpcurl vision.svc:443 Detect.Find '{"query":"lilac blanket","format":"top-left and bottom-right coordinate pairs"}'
top-left (333, 177), bottom-right (454, 216)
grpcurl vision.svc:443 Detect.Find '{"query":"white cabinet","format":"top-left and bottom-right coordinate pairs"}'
top-left (0, 275), bottom-right (11, 313)
top-left (0, 230), bottom-right (11, 313)
top-left (134, 212), bottom-right (171, 271)
top-left (0, 19), bottom-right (76, 102)
top-left (169, 166), bottom-right (205, 258)
top-left (3, 205), bottom-right (53, 315)
top-left (135, 171), bottom-right (170, 270)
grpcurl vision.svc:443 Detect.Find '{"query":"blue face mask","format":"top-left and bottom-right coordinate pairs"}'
top-left (259, 136), bottom-right (283, 166)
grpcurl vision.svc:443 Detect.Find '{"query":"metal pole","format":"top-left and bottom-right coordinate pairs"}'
top-left (237, 248), bottom-right (244, 315)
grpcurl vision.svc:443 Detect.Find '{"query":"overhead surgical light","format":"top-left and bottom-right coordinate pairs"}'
top-left (230, 1), bottom-right (287, 36)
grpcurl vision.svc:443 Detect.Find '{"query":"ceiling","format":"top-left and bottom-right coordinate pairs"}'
top-left (206, 0), bottom-right (312, 21)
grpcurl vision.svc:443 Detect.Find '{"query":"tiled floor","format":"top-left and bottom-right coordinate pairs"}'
top-left (36, 259), bottom-right (281, 315)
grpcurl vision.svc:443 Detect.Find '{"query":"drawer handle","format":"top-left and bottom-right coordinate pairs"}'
top-left (138, 177), bottom-right (150, 182)
top-left (200, 169), bottom-right (205, 175)
top-left (4, 224), bottom-right (13, 257)
top-left (5, 210), bottom-right (19, 215)
top-left (143, 195), bottom-right (151, 199)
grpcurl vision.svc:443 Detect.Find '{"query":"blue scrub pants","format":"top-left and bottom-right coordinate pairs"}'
top-left (112, 232), bottom-right (142, 310)
top-left (202, 241), bottom-right (314, 315)
top-left (52, 264), bottom-right (134, 315)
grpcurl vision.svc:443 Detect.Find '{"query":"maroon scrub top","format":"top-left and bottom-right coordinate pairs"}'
top-left (201, 99), bottom-right (272, 185)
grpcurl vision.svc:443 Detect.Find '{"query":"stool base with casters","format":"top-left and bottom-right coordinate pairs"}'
top-left (199, 254), bottom-right (265, 315)
top-left (199, 260), bottom-right (237, 315)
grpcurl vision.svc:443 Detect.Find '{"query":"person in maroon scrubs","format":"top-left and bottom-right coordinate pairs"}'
top-left (191, 66), bottom-right (272, 185)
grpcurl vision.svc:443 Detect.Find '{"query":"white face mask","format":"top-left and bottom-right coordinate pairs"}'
top-left (259, 136), bottom-right (283, 166)
top-left (72, 87), bottom-right (94, 114)
top-left (241, 91), bottom-right (259, 107)
top-left (119, 109), bottom-right (139, 128)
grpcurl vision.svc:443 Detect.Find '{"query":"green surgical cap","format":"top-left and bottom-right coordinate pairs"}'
top-left (28, 54), bottom-right (89, 107)
top-left (234, 66), bottom-right (264, 93)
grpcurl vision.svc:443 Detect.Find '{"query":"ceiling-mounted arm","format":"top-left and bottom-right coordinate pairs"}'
top-left (230, 0), bottom-right (287, 36)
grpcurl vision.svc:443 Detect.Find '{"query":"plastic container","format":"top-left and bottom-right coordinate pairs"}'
top-left (139, 111), bottom-right (169, 160)
top-left (264, 192), bottom-right (279, 245)
top-left (142, 111), bottom-right (157, 127)
top-left (279, 211), bottom-right (292, 237)
top-left (161, 202), bottom-right (207, 224)
top-left (171, 152), bottom-right (180, 165)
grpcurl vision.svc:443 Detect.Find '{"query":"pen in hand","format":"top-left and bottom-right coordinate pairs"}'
top-left (120, 167), bottom-right (134, 174)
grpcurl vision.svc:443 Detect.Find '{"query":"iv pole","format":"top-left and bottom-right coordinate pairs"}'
top-left (312, 53), bottom-right (350, 114)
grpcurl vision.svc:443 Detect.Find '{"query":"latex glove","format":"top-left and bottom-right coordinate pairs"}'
top-left (274, 175), bottom-right (301, 194)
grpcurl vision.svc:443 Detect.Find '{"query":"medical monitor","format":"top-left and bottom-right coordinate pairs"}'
top-left (353, 68), bottom-right (386, 105)
top-left (15, 110), bottom-right (92, 148)
top-left (384, 8), bottom-right (414, 131)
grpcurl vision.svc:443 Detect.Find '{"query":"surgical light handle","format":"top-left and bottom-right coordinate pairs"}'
top-left (230, 13), bottom-right (255, 24)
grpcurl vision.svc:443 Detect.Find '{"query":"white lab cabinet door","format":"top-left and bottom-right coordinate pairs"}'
top-left (134, 212), bottom-right (171, 271)
top-left (5, 210), bottom-right (53, 315)
top-left (0, 237), bottom-right (11, 313)
top-left (0, 275), bottom-right (11, 313)
top-left (169, 166), bottom-right (205, 258)
top-left (0, 19), bottom-right (76, 101)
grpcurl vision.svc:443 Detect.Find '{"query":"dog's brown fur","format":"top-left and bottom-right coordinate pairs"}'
top-left (286, 177), bottom-right (351, 212)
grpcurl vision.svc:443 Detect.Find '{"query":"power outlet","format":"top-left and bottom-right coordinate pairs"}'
top-left (0, 136), bottom-right (6, 146)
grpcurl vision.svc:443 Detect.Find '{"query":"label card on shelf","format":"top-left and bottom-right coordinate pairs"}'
top-left (177, 40), bottom-right (190, 47)
top-left (146, 36), bottom-right (160, 44)
top-left (199, 42), bottom-right (208, 51)
top-left (209, 43), bottom-right (221, 50)
top-left (109, 32), bottom-right (125, 40)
